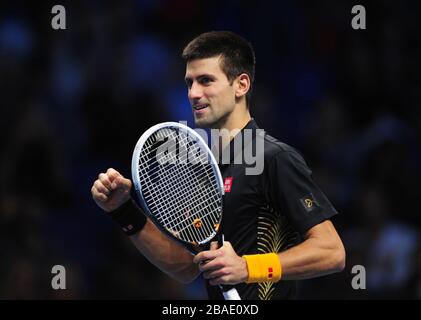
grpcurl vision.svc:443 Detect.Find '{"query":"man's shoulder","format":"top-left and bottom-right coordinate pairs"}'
top-left (262, 132), bottom-right (303, 162)
top-left (248, 119), bottom-right (307, 166)
top-left (260, 131), bottom-right (313, 180)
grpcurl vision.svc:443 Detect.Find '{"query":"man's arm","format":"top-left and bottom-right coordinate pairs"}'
top-left (276, 219), bottom-right (345, 280)
top-left (92, 168), bottom-right (200, 284)
top-left (194, 219), bottom-right (345, 285)
top-left (128, 218), bottom-right (200, 283)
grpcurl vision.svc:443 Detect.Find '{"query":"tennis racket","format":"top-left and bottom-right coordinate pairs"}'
top-left (131, 122), bottom-right (241, 300)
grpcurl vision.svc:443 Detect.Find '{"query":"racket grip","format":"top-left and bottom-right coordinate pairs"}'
top-left (218, 233), bottom-right (241, 300)
top-left (220, 286), bottom-right (241, 300)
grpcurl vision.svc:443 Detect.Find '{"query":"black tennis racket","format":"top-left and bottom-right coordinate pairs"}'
top-left (131, 122), bottom-right (241, 300)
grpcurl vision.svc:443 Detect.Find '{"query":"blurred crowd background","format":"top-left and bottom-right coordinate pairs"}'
top-left (1, 0), bottom-right (420, 299)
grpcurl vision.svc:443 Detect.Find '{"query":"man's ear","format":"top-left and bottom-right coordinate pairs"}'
top-left (235, 73), bottom-right (251, 99)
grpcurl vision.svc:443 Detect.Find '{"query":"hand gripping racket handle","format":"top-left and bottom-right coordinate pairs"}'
top-left (218, 234), bottom-right (241, 300)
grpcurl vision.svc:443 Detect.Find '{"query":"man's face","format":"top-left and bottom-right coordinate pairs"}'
top-left (185, 56), bottom-right (236, 128)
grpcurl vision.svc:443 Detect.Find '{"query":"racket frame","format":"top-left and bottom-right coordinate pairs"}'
top-left (131, 122), bottom-right (224, 254)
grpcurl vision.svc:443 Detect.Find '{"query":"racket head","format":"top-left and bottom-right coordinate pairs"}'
top-left (131, 122), bottom-right (224, 253)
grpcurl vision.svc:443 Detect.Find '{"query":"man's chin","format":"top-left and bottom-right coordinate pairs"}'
top-left (194, 117), bottom-right (213, 128)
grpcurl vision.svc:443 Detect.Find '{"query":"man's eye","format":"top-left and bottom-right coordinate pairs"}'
top-left (199, 77), bottom-right (212, 85)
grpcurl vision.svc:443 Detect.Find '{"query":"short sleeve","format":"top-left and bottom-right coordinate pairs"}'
top-left (265, 150), bottom-right (338, 235)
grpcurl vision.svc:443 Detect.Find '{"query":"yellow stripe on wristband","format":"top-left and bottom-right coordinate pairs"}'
top-left (243, 253), bottom-right (282, 283)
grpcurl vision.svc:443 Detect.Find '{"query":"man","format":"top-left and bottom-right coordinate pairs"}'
top-left (91, 31), bottom-right (345, 300)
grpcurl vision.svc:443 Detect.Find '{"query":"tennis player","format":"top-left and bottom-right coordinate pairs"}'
top-left (91, 31), bottom-right (345, 300)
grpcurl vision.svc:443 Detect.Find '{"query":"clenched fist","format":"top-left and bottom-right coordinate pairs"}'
top-left (91, 168), bottom-right (132, 212)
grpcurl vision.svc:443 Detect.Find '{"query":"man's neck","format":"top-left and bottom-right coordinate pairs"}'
top-left (217, 107), bottom-right (252, 149)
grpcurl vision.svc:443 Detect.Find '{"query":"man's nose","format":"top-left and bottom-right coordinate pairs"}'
top-left (188, 82), bottom-right (203, 100)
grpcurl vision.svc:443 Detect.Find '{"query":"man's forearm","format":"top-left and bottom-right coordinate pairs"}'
top-left (277, 220), bottom-right (345, 280)
top-left (129, 218), bottom-right (200, 283)
top-left (278, 237), bottom-right (345, 280)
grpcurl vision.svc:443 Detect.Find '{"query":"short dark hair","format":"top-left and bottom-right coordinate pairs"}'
top-left (182, 31), bottom-right (256, 107)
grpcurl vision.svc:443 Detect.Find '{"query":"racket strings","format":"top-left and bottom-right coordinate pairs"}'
top-left (142, 163), bottom-right (216, 201)
top-left (137, 127), bottom-right (222, 244)
top-left (138, 129), bottom-right (191, 211)
top-left (143, 162), bottom-right (220, 243)
top-left (141, 154), bottom-right (211, 184)
top-left (139, 128), bottom-right (209, 170)
top-left (139, 135), bottom-right (218, 227)
top-left (147, 159), bottom-right (220, 241)
top-left (143, 165), bottom-right (218, 234)
top-left (139, 129), bottom-right (211, 190)
top-left (139, 129), bottom-right (215, 206)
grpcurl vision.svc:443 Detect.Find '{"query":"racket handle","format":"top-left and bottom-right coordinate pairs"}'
top-left (218, 233), bottom-right (241, 300)
top-left (220, 286), bottom-right (241, 300)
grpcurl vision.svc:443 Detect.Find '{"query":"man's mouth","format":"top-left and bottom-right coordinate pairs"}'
top-left (193, 104), bottom-right (209, 111)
